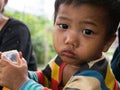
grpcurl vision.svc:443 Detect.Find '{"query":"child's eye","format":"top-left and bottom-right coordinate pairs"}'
top-left (82, 29), bottom-right (93, 35)
top-left (59, 24), bottom-right (68, 29)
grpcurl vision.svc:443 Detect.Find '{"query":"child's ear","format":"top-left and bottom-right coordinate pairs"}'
top-left (103, 34), bottom-right (116, 52)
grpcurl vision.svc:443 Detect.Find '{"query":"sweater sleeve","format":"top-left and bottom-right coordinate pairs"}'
top-left (20, 79), bottom-right (51, 90)
top-left (20, 71), bottom-right (51, 90)
top-left (64, 70), bottom-right (109, 90)
top-left (26, 71), bottom-right (51, 90)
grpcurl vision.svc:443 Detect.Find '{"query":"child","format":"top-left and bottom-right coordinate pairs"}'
top-left (0, 0), bottom-right (120, 90)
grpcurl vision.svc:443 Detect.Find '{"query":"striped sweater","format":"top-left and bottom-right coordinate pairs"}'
top-left (2, 55), bottom-right (120, 90)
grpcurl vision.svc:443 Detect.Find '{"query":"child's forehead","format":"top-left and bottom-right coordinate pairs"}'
top-left (60, 2), bottom-right (105, 8)
top-left (59, 3), bottom-right (109, 21)
top-left (59, 3), bottom-right (107, 16)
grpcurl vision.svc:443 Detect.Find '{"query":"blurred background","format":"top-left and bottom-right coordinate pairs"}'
top-left (5, 0), bottom-right (56, 68)
top-left (5, 0), bottom-right (118, 68)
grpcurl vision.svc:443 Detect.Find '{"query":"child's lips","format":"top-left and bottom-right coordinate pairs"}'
top-left (62, 50), bottom-right (75, 58)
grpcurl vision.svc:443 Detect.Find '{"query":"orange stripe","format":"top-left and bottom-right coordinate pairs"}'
top-left (2, 87), bottom-right (10, 90)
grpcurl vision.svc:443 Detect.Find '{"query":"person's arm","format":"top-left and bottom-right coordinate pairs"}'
top-left (12, 21), bottom-right (37, 71)
top-left (1, 19), bottom-right (37, 70)
top-left (1, 20), bottom-right (30, 58)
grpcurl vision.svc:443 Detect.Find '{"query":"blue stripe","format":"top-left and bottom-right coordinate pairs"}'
top-left (20, 79), bottom-right (44, 90)
top-left (28, 71), bottom-right (38, 82)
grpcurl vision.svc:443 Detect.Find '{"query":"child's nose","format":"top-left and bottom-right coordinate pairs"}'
top-left (65, 31), bottom-right (79, 48)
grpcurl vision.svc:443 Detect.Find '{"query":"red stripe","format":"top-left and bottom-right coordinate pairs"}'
top-left (43, 87), bottom-right (51, 90)
top-left (114, 80), bottom-right (120, 90)
top-left (59, 62), bottom-right (66, 81)
top-left (52, 79), bottom-right (59, 90)
top-left (36, 71), bottom-right (45, 85)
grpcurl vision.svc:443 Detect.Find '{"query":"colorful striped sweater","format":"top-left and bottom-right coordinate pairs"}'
top-left (1, 55), bottom-right (120, 90)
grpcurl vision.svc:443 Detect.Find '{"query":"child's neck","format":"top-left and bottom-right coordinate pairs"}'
top-left (62, 64), bottom-right (80, 86)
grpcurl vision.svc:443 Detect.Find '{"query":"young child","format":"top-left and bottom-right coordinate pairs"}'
top-left (0, 0), bottom-right (120, 90)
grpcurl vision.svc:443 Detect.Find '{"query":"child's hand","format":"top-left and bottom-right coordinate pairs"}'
top-left (0, 51), bottom-right (29, 90)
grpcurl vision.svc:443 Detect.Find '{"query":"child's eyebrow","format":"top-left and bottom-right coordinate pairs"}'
top-left (57, 16), bottom-right (72, 21)
top-left (81, 21), bottom-right (97, 27)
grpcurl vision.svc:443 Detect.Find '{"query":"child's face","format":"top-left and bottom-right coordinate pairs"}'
top-left (53, 4), bottom-right (114, 66)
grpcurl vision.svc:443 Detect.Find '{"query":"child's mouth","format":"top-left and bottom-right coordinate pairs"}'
top-left (62, 50), bottom-right (75, 58)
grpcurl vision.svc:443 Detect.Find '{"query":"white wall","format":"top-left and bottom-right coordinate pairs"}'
top-left (6, 0), bottom-right (55, 20)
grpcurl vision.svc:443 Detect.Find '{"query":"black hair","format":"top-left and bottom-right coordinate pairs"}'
top-left (54, 0), bottom-right (120, 39)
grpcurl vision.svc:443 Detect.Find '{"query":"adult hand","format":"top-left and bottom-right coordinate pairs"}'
top-left (0, 52), bottom-right (29, 90)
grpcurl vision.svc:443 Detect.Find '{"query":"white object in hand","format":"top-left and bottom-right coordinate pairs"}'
top-left (2, 50), bottom-right (19, 62)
